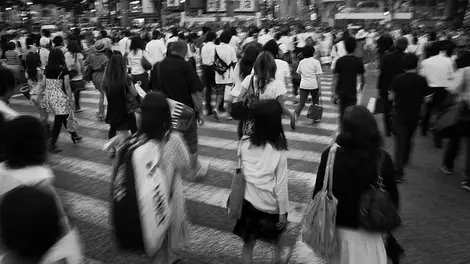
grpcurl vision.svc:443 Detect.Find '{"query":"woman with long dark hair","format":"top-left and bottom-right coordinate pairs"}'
top-left (65, 40), bottom-right (85, 112)
top-left (102, 54), bottom-right (138, 155)
top-left (231, 45), bottom-right (262, 99)
top-left (127, 36), bottom-right (152, 91)
top-left (313, 105), bottom-right (398, 264)
top-left (25, 52), bottom-right (49, 130)
top-left (237, 51), bottom-right (295, 136)
top-left (43, 48), bottom-right (82, 152)
top-left (233, 99), bottom-right (289, 264)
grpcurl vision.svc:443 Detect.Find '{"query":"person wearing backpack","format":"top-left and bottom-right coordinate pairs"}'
top-left (111, 92), bottom-right (191, 264)
top-left (312, 106), bottom-right (399, 264)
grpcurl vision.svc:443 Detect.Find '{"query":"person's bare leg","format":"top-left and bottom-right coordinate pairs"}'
top-left (241, 239), bottom-right (256, 264)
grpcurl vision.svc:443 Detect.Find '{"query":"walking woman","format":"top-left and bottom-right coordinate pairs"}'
top-left (230, 45), bottom-right (262, 103)
top-left (237, 51), bottom-right (295, 137)
top-left (294, 45), bottom-right (323, 123)
top-left (25, 52), bottom-right (49, 131)
top-left (65, 40), bottom-right (85, 112)
top-left (127, 36), bottom-right (152, 92)
top-left (313, 105), bottom-right (398, 264)
top-left (44, 48), bottom-right (82, 152)
top-left (136, 92), bottom-right (191, 264)
top-left (84, 39), bottom-right (109, 121)
top-left (233, 99), bottom-right (289, 264)
top-left (2, 42), bottom-right (22, 83)
top-left (102, 54), bottom-right (138, 155)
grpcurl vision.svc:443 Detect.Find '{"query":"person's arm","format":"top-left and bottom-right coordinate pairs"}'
top-left (63, 74), bottom-right (73, 106)
top-left (237, 75), bottom-right (251, 100)
top-left (186, 63), bottom-right (204, 112)
top-left (275, 152), bottom-right (289, 229)
top-left (312, 148), bottom-right (329, 198)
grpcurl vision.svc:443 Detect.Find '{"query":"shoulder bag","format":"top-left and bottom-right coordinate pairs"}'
top-left (226, 138), bottom-right (249, 220)
top-left (141, 50), bottom-right (153, 71)
top-left (358, 151), bottom-right (401, 232)
top-left (213, 47), bottom-right (230, 75)
top-left (124, 78), bottom-right (142, 114)
top-left (302, 144), bottom-right (339, 258)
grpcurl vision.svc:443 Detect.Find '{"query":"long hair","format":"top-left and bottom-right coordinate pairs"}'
top-left (336, 105), bottom-right (383, 159)
top-left (102, 54), bottom-right (127, 95)
top-left (25, 52), bottom-right (40, 82)
top-left (139, 92), bottom-right (172, 142)
top-left (130, 36), bottom-right (144, 54)
top-left (45, 48), bottom-right (66, 72)
top-left (67, 40), bottom-right (82, 55)
top-left (239, 45), bottom-right (261, 80)
top-left (253, 51), bottom-right (277, 93)
top-left (251, 100), bottom-right (287, 151)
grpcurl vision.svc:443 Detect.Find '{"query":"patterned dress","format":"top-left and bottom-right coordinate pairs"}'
top-left (44, 68), bottom-right (70, 115)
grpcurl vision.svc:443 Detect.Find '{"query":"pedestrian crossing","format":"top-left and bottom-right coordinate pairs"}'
top-left (8, 73), bottom-right (336, 264)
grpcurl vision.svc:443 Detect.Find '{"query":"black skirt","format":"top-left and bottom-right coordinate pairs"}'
top-left (233, 200), bottom-right (287, 242)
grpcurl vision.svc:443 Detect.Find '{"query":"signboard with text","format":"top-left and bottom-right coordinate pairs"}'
top-left (206, 0), bottom-right (255, 12)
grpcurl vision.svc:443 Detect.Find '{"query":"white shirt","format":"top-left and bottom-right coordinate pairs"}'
top-left (420, 53), bottom-right (454, 88)
top-left (297, 57), bottom-right (323, 90)
top-left (167, 36), bottom-right (179, 44)
top-left (200, 41), bottom-right (216, 66)
top-left (447, 67), bottom-right (470, 106)
top-left (214, 43), bottom-right (237, 84)
top-left (118, 37), bottom-right (131, 55)
top-left (38, 47), bottom-right (50, 70)
top-left (127, 49), bottom-right (153, 75)
top-left (279, 36), bottom-right (294, 52)
top-left (241, 75), bottom-right (287, 100)
top-left (0, 164), bottom-right (54, 196)
top-left (258, 34), bottom-right (273, 46)
top-left (229, 35), bottom-right (241, 50)
top-left (275, 59), bottom-right (291, 86)
top-left (146, 39), bottom-right (167, 64)
top-left (241, 140), bottom-right (289, 215)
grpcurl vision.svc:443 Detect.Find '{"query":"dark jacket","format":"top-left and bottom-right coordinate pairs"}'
top-left (378, 49), bottom-right (406, 94)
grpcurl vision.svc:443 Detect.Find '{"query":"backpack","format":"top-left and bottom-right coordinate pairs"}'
top-left (111, 133), bottom-right (173, 256)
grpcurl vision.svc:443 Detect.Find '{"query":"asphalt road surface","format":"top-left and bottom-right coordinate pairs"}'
top-left (9, 73), bottom-right (336, 264)
top-left (9, 69), bottom-right (470, 264)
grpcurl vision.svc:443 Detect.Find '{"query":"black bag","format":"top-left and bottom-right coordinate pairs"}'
top-left (358, 151), bottom-right (401, 232)
top-left (230, 77), bottom-right (259, 136)
top-left (213, 48), bottom-right (229, 75)
top-left (306, 89), bottom-right (323, 121)
top-left (124, 78), bottom-right (142, 114)
top-left (111, 135), bottom-right (147, 252)
top-left (141, 51), bottom-right (152, 71)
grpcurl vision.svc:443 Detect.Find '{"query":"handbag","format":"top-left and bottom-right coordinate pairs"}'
top-left (306, 89), bottom-right (323, 121)
top-left (226, 138), bottom-right (248, 220)
top-left (141, 51), bottom-right (152, 71)
top-left (156, 63), bottom-right (196, 133)
top-left (213, 48), bottom-right (230, 75)
top-left (230, 76), bottom-right (260, 135)
top-left (124, 79), bottom-right (141, 114)
top-left (67, 111), bottom-right (79, 133)
top-left (358, 151), bottom-right (401, 232)
top-left (302, 144), bottom-right (339, 258)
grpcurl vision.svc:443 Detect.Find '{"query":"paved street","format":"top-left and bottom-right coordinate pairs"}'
top-left (9, 70), bottom-right (470, 264)
top-left (9, 74), bottom-right (337, 264)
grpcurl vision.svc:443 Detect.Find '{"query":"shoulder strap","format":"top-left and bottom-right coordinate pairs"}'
top-left (376, 150), bottom-right (385, 189)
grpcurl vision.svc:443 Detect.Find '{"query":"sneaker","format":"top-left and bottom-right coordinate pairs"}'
top-left (212, 111), bottom-right (219, 121)
top-left (461, 180), bottom-right (470, 192)
top-left (440, 166), bottom-right (453, 175)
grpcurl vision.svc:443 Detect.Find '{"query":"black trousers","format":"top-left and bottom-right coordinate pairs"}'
top-left (339, 95), bottom-right (357, 124)
top-left (380, 92), bottom-right (393, 135)
top-left (443, 120), bottom-right (470, 180)
top-left (51, 114), bottom-right (70, 146)
top-left (201, 65), bottom-right (216, 114)
top-left (394, 117), bottom-right (419, 175)
top-left (422, 87), bottom-right (448, 135)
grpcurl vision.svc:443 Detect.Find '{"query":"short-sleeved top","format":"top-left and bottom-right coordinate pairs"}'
top-left (296, 57), bottom-right (323, 90)
top-left (334, 55), bottom-right (365, 100)
top-left (391, 72), bottom-right (428, 124)
top-left (241, 75), bottom-right (287, 100)
top-left (150, 54), bottom-right (203, 108)
top-left (275, 59), bottom-right (291, 86)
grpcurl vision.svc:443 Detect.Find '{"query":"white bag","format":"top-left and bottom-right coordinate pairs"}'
top-left (132, 141), bottom-right (171, 257)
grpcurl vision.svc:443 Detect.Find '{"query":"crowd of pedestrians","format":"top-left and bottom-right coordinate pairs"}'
top-left (0, 22), bottom-right (467, 264)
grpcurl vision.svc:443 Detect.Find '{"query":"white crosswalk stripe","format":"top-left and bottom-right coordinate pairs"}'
top-left (8, 73), bottom-right (338, 264)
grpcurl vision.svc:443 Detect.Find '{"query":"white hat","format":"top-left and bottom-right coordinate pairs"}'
top-left (355, 29), bottom-right (367, 40)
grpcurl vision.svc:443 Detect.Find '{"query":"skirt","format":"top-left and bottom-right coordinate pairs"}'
top-left (327, 228), bottom-right (387, 264)
top-left (233, 200), bottom-right (286, 242)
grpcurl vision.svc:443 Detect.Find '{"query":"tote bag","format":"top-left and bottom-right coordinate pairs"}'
top-left (226, 138), bottom-right (248, 220)
top-left (302, 144), bottom-right (339, 258)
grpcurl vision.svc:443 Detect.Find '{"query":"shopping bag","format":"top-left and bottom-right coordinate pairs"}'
top-left (433, 102), bottom-right (462, 138)
top-left (302, 144), bottom-right (339, 258)
top-left (226, 139), bottom-right (247, 220)
top-left (67, 112), bottom-right (79, 133)
top-left (306, 104), bottom-right (323, 121)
